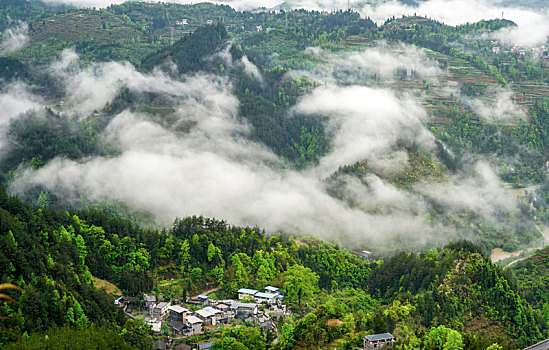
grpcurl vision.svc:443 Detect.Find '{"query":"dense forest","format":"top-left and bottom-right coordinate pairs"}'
top-left (1, 184), bottom-right (548, 349)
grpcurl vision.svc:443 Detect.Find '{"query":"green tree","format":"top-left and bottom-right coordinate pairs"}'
top-left (277, 322), bottom-right (295, 350)
top-left (73, 301), bottom-right (88, 329)
top-left (179, 239), bottom-right (190, 273)
top-left (372, 313), bottom-right (388, 333)
top-left (282, 264), bottom-right (318, 308)
top-left (425, 326), bottom-right (463, 350)
top-left (443, 330), bottom-right (463, 350)
top-left (211, 337), bottom-right (247, 350)
top-left (191, 267), bottom-right (202, 282)
top-left (75, 235), bottom-right (87, 268)
top-left (207, 243), bottom-right (216, 262)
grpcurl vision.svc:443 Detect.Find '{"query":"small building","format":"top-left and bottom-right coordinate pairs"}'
top-left (174, 344), bottom-right (193, 350)
top-left (492, 46), bottom-right (500, 54)
top-left (198, 342), bottom-right (216, 350)
top-left (238, 288), bottom-right (258, 300)
top-left (143, 294), bottom-right (157, 309)
top-left (155, 339), bottom-right (168, 350)
top-left (168, 305), bottom-right (188, 323)
top-left (264, 286), bottom-right (279, 294)
top-left (202, 306), bottom-right (224, 323)
top-left (195, 309), bottom-right (216, 326)
top-left (231, 303), bottom-right (258, 319)
top-left (116, 296), bottom-right (140, 312)
top-left (147, 318), bottom-right (162, 333)
top-left (268, 304), bottom-right (287, 320)
top-left (185, 315), bottom-right (203, 336)
top-left (214, 303), bottom-right (230, 313)
top-left (188, 295), bottom-right (209, 306)
top-left (213, 303), bottom-right (233, 323)
top-left (364, 333), bottom-right (395, 349)
top-left (174, 344), bottom-right (192, 350)
top-left (151, 301), bottom-right (171, 319)
top-left (168, 320), bottom-right (186, 335)
top-left (254, 292), bottom-right (277, 304)
top-left (257, 314), bottom-right (274, 332)
top-left (206, 20), bottom-right (213, 25)
top-left (360, 250), bottom-right (372, 260)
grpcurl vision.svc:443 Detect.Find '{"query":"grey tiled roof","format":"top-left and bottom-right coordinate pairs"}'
top-left (364, 333), bottom-right (394, 342)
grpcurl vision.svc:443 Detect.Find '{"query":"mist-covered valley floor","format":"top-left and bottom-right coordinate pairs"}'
top-left (2, 0), bottom-right (549, 257)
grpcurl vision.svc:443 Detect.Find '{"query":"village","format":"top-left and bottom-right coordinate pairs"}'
top-left (115, 286), bottom-right (289, 350)
top-left (490, 40), bottom-right (549, 65)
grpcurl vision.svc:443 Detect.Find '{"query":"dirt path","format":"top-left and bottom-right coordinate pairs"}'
top-left (490, 224), bottom-right (549, 265)
top-left (490, 248), bottom-right (522, 263)
top-left (506, 257), bottom-right (527, 267)
top-left (192, 286), bottom-right (221, 298)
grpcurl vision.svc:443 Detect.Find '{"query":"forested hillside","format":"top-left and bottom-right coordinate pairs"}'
top-left (1, 184), bottom-right (547, 349)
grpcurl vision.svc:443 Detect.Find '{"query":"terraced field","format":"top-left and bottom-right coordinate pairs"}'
top-left (13, 10), bottom-right (159, 65)
top-left (513, 82), bottom-right (549, 104)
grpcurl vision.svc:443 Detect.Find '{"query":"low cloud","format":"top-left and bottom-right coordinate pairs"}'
top-left (5, 46), bottom-right (526, 249)
top-left (303, 43), bottom-right (441, 85)
top-left (0, 82), bottom-right (42, 154)
top-left (418, 162), bottom-right (517, 219)
top-left (464, 87), bottom-right (525, 123)
top-left (294, 85), bottom-right (434, 176)
top-left (0, 22), bottom-right (29, 55)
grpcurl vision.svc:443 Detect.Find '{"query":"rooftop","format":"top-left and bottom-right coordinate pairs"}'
top-left (255, 292), bottom-right (276, 299)
top-left (265, 286), bottom-right (279, 292)
top-left (123, 296), bottom-right (139, 302)
top-left (143, 294), bottom-right (156, 301)
top-left (215, 304), bottom-right (230, 310)
top-left (197, 295), bottom-right (209, 300)
top-left (155, 302), bottom-right (170, 309)
top-left (186, 315), bottom-right (202, 324)
top-left (238, 288), bottom-right (258, 295)
top-left (168, 305), bottom-right (188, 314)
top-left (231, 302), bottom-right (258, 310)
top-left (174, 344), bottom-right (192, 350)
top-left (365, 333), bottom-right (395, 342)
top-left (168, 320), bottom-right (185, 331)
top-left (195, 309), bottom-right (214, 318)
top-left (202, 306), bottom-right (223, 314)
top-left (198, 342), bottom-right (216, 350)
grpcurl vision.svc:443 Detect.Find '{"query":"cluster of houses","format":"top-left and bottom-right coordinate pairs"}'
top-left (174, 19), bottom-right (215, 26)
top-left (490, 40), bottom-right (549, 61)
top-left (116, 286), bottom-right (288, 340)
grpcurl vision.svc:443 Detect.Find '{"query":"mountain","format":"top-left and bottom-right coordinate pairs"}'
top-left (1, 1), bottom-right (549, 348)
